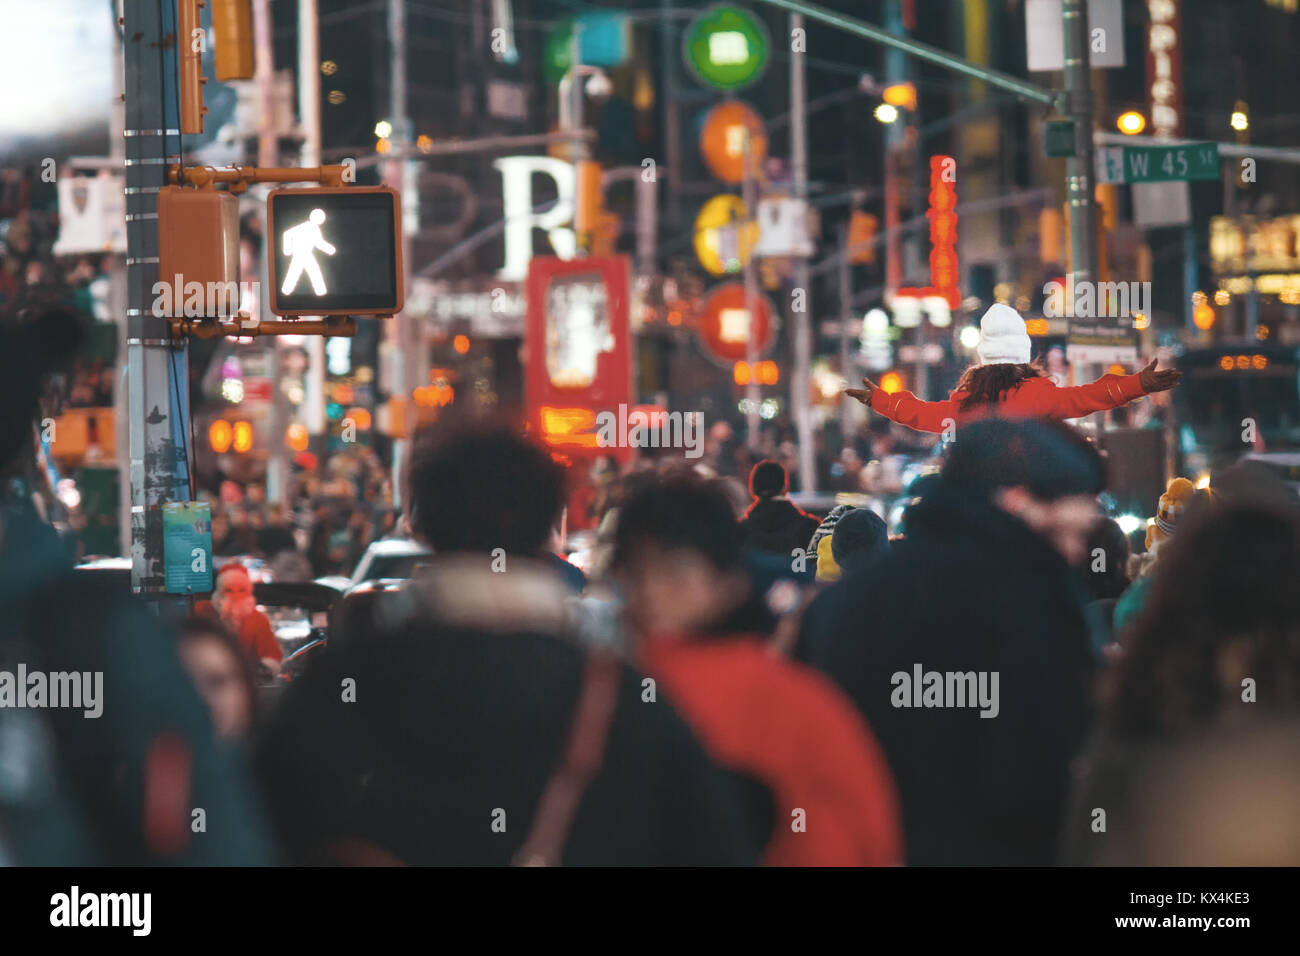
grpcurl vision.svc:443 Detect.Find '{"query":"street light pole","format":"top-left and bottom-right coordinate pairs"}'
top-left (743, 131), bottom-right (761, 452)
top-left (1062, 0), bottom-right (1098, 293)
top-left (299, 0), bottom-right (326, 465)
top-left (386, 0), bottom-right (417, 512)
top-left (790, 11), bottom-right (816, 492)
top-left (837, 226), bottom-right (854, 442)
top-left (123, 0), bottom-right (191, 599)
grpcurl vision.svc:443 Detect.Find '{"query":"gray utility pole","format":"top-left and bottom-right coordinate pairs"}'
top-left (837, 225), bottom-right (853, 442)
top-left (660, 0), bottom-right (683, 229)
top-left (1062, 0), bottom-right (1097, 290)
top-left (254, 0), bottom-right (289, 503)
top-left (790, 11), bottom-right (816, 492)
top-left (1062, 0), bottom-right (1100, 397)
top-left (386, 0), bottom-right (418, 512)
top-left (123, 0), bottom-right (191, 597)
top-left (300, 0), bottom-right (326, 454)
top-left (111, 0), bottom-right (130, 557)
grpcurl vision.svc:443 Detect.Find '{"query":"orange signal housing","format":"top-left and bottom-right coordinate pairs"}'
top-left (156, 186), bottom-right (241, 318)
top-left (212, 0), bottom-right (255, 82)
top-left (178, 0), bottom-right (208, 134)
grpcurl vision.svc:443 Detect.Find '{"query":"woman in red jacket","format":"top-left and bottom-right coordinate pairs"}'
top-left (846, 303), bottom-right (1181, 433)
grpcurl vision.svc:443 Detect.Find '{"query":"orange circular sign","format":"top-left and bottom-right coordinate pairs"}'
top-left (700, 101), bottom-right (767, 184)
top-left (697, 282), bottom-right (775, 364)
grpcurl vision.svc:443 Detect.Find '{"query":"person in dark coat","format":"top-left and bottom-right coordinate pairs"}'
top-left (0, 308), bottom-right (274, 866)
top-left (738, 460), bottom-right (819, 558)
top-left (795, 419), bottom-right (1103, 865)
top-left (256, 421), bottom-right (756, 865)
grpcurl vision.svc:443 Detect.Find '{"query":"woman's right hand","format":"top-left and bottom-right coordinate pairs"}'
top-left (844, 377), bottom-right (879, 406)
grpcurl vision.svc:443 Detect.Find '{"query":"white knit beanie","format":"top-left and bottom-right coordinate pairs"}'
top-left (976, 303), bottom-right (1033, 366)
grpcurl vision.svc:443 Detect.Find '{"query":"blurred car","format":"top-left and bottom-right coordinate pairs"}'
top-left (253, 580), bottom-right (342, 658)
top-left (72, 555), bottom-right (133, 589)
top-left (349, 537), bottom-right (432, 586)
top-left (1242, 452), bottom-right (1300, 496)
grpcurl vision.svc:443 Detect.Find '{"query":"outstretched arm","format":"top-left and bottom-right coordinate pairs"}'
top-left (1048, 358), bottom-right (1180, 418)
top-left (846, 378), bottom-right (961, 434)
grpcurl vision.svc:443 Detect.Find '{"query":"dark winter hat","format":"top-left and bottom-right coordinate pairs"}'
top-left (831, 507), bottom-right (888, 571)
top-left (943, 418), bottom-right (1105, 502)
top-left (749, 460), bottom-right (788, 499)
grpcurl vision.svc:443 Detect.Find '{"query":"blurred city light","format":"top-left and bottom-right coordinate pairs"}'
top-left (231, 420), bottom-right (253, 454)
top-left (880, 371), bottom-right (904, 393)
top-left (1116, 111), bottom-right (1146, 135)
top-left (286, 423), bottom-right (309, 452)
top-left (881, 82), bottom-right (917, 111)
top-left (874, 103), bottom-right (899, 124)
top-left (208, 420), bottom-right (232, 454)
top-left (1116, 514), bottom-right (1143, 535)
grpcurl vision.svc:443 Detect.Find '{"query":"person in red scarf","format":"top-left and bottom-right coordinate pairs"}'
top-left (846, 303), bottom-right (1181, 434)
top-left (612, 475), bottom-right (902, 866)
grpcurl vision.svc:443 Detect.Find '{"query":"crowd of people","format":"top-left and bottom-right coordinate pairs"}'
top-left (201, 446), bottom-right (399, 579)
top-left (2, 301), bottom-right (1298, 867)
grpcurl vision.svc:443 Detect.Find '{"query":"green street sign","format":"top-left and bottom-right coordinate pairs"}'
top-left (683, 5), bottom-right (770, 92)
top-left (1096, 142), bottom-right (1220, 184)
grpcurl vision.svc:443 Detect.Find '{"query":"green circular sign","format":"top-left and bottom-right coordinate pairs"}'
top-left (683, 5), bottom-right (770, 92)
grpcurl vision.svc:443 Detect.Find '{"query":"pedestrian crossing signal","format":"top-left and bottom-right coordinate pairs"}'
top-left (266, 186), bottom-right (403, 317)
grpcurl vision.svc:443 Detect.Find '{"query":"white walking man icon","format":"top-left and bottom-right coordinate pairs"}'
top-left (280, 208), bottom-right (337, 296)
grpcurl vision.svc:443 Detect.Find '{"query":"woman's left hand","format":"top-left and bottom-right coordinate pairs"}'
top-left (844, 377), bottom-right (880, 406)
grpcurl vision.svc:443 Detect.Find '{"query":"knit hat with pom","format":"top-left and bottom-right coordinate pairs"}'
top-left (976, 302), bottom-right (1033, 366)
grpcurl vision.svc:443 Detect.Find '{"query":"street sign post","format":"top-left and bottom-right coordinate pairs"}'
top-left (1096, 142), bottom-right (1220, 184)
top-left (266, 186), bottom-right (403, 316)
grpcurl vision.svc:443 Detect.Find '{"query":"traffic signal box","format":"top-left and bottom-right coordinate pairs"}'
top-left (212, 0), bottom-right (255, 82)
top-left (179, 0), bottom-right (255, 134)
top-left (157, 186), bottom-right (240, 317)
top-left (178, 0), bottom-right (208, 134)
top-left (158, 168), bottom-right (400, 333)
top-left (266, 186), bottom-right (404, 317)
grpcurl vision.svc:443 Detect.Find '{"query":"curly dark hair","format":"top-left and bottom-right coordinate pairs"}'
top-left (406, 419), bottom-right (565, 556)
top-left (1101, 490), bottom-right (1300, 739)
top-left (954, 361), bottom-right (1046, 412)
top-left (611, 474), bottom-right (745, 573)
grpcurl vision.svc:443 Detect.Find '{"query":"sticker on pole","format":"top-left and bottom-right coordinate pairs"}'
top-left (163, 501), bottom-right (213, 595)
top-left (266, 186), bottom-right (403, 316)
